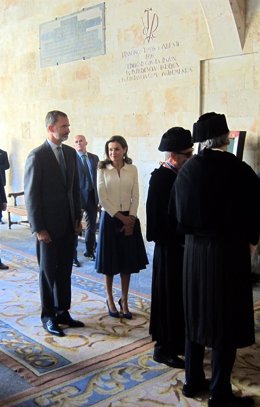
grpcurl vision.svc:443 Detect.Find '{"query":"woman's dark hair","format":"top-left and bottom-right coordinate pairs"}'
top-left (98, 135), bottom-right (132, 169)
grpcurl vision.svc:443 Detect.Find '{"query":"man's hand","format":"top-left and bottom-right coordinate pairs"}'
top-left (75, 221), bottom-right (82, 235)
top-left (1, 203), bottom-right (7, 211)
top-left (250, 243), bottom-right (258, 255)
top-left (36, 230), bottom-right (52, 243)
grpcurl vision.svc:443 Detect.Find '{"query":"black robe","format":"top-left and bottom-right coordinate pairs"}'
top-left (146, 165), bottom-right (185, 355)
top-left (172, 149), bottom-right (260, 349)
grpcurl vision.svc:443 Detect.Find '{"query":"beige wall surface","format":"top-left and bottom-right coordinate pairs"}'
top-left (0, 0), bottom-right (259, 229)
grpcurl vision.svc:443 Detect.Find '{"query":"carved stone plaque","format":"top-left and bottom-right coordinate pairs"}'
top-left (39, 3), bottom-right (105, 67)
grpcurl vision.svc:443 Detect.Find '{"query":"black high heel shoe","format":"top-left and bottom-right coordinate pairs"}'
top-left (106, 300), bottom-right (119, 318)
top-left (118, 298), bottom-right (132, 320)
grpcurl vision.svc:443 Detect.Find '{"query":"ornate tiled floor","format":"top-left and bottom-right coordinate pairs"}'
top-left (0, 224), bottom-right (259, 407)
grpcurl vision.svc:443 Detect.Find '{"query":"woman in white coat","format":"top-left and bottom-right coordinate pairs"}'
top-left (95, 136), bottom-right (148, 319)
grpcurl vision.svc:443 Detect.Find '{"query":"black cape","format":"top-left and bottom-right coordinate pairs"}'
top-left (146, 165), bottom-right (185, 354)
top-left (172, 149), bottom-right (260, 348)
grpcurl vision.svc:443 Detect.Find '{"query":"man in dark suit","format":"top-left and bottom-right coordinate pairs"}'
top-left (24, 110), bottom-right (84, 337)
top-left (73, 134), bottom-right (99, 265)
top-left (0, 172), bottom-right (9, 269)
top-left (0, 148), bottom-right (10, 224)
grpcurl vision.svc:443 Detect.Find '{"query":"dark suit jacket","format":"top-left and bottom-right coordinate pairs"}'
top-left (24, 140), bottom-right (81, 239)
top-left (76, 152), bottom-right (99, 209)
top-left (0, 149), bottom-right (10, 186)
top-left (0, 172), bottom-right (7, 207)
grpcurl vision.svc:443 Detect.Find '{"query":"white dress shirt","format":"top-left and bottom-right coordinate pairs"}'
top-left (97, 163), bottom-right (139, 217)
top-left (47, 139), bottom-right (63, 162)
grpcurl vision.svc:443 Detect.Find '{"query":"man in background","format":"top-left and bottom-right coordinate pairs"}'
top-left (73, 135), bottom-right (99, 266)
top-left (0, 148), bottom-right (10, 224)
top-left (0, 172), bottom-right (9, 269)
top-left (24, 110), bottom-right (84, 337)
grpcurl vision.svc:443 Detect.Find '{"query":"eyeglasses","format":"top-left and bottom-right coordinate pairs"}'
top-left (176, 150), bottom-right (193, 158)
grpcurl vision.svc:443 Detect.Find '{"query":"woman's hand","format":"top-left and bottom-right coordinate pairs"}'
top-left (114, 212), bottom-right (136, 235)
top-left (121, 223), bottom-right (134, 236)
top-left (128, 215), bottom-right (136, 224)
top-left (123, 215), bottom-right (135, 227)
top-left (121, 215), bottom-right (136, 236)
top-left (115, 212), bottom-right (135, 227)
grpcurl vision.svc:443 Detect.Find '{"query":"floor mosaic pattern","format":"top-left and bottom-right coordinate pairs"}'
top-left (0, 229), bottom-right (259, 407)
top-left (0, 247), bottom-right (151, 383)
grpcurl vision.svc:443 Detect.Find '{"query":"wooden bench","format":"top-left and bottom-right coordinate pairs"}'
top-left (7, 191), bottom-right (28, 229)
top-left (7, 191), bottom-right (100, 233)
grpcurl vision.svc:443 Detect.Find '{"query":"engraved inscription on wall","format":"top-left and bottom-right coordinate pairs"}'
top-left (119, 8), bottom-right (194, 83)
top-left (120, 41), bottom-right (193, 83)
top-left (39, 3), bottom-right (105, 68)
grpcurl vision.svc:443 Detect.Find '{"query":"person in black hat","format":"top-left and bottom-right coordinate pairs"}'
top-left (0, 172), bottom-right (9, 269)
top-left (172, 112), bottom-right (260, 407)
top-left (146, 126), bottom-right (193, 368)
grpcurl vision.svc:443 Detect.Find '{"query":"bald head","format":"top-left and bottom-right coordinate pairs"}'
top-left (74, 135), bottom-right (88, 153)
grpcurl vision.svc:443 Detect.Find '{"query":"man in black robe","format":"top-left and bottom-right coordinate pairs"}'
top-left (172, 112), bottom-right (259, 407)
top-left (146, 127), bottom-right (193, 368)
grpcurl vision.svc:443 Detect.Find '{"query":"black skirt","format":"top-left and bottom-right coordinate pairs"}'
top-left (95, 211), bottom-right (148, 275)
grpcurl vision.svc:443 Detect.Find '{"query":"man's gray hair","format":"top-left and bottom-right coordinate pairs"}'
top-left (201, 133), bottom-right (229, 149)
top-left (45, 110), bottom-right (67, 128)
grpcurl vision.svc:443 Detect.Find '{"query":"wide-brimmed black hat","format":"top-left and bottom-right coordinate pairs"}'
top-left (158, 127), bottom-right (193, 152)
top-left (193, 112), bottom-right (229, 143)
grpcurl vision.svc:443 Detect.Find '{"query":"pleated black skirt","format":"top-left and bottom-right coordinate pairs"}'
top-left (183, 234), bottom-right (255, 349)
top-left (95, 211), bottom-right (148, 275)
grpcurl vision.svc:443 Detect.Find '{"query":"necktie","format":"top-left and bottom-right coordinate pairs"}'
top-left (82, 154), bottom-right (93, 191)
top-left (56, 146), bottom-right (67, 183)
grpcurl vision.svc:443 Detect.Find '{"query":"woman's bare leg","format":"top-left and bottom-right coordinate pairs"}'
top-left (120, 273), bottom-right (131, 313)
top-left (105, 275), bottom-right (118, 312)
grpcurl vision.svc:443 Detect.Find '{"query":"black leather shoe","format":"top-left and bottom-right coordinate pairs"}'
top-left (43, 320), bottom-right (65, 337)
top-left (73, 259), bottom-right (81, 267)
top-left (182, 378), bottom-right (210, 397)
top-left (0, 262), bottom-right (9, 270)
top-left (153, 350), bottom-right (185, 369)
top-left (83, 252), bottom-right (95, 261)
top-left (57, 312), bottom-right (85, 328)
top-left (208, 395), bottom-right (254, 407)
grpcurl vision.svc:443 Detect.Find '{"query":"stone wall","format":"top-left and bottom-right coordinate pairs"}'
top-left (0, 0), bottom-right (259, 230)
